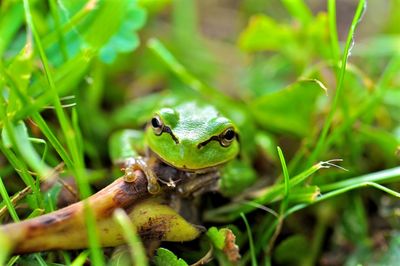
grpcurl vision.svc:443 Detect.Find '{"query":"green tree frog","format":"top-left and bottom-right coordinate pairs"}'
top-left (110, 101), bottom-right (255, 197)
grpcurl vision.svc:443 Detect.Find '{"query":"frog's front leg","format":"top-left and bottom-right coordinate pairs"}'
top-left (109, 129), bottom-right (160, 194)
top-left (123, 156), bottom-right (160, 194)
top-left (177, 171), bottom-right (220, 197)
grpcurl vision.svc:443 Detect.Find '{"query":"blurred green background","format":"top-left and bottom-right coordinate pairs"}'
top-left (0, 0), bottom-right (400, 265)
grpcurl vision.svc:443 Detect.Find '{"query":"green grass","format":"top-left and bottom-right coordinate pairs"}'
top-left (306, 0), bottom-right (367, 167)
top-left (113, 209), bottom-right (148, 266)
top-left (0, 0), bottom-right (399, 265)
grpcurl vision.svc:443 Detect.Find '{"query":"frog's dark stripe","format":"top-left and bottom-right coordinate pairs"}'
top-left (197, 136), bottom-right (220, 149)
top-left (163, 126), bottom-right (179, 144)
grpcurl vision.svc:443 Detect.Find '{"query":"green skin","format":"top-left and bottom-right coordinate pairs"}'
top-left (145, 102), bottom-right (239, 171)
top-left (109, 100), bottom-right (257, 197)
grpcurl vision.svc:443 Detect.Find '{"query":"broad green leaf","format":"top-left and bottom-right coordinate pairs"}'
top-left (7, 43), bottom-right (33, 93)
top-left (281, 0), bottom-right (312, 24)
top-left (6, 43), bottom-right (34, 113)
top-left (207, 227), bottom-right (225, 250)
top-left (250, 79), bottom-right (326, 136)
top-left (238, 15), bottom-right (293, 52)
top-left (219, 160), bottom-right (257, 197)
top-left (358, 124), bottom-right (400, 166)
top-left (0, 2), bottom-right (24, 57)
top-left (238, 13), bottom-right (330, 62)
top-left (153, 248), bottom-right (188, 266)
top-left (274, 235), bottom-right (309, 264)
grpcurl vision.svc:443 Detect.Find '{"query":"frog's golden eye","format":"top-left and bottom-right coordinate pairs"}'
top-left (151, 115), bottom-right (164, 135)
top-left (219, 127), bottom-right (236, 147)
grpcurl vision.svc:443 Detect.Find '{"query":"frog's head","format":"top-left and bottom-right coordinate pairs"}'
top-left (145, 102), bottom-right (239, 171)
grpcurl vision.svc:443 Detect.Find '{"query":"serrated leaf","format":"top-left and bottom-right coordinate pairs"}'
top-left (153, 248), bottom-right (188, 266)
top-left (219, 160), bottom-right (257, 197)
top-left (83, 0), bottom-right (126, 49)
top-left (207, 227), bottom-right (240, 262)
top-left (99, 1), bottom-right (146, 64)
top-left (207, 227), bottom-right (225, 250)
top-left (250, 79), bottom-right (326, 136)
top-left (0, 1), bottom-right (24, 56)
top-left (238, 15), bottom-right (293, 52)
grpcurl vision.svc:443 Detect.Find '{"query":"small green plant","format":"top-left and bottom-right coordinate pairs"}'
top-left (0, 0), bottom-right (399, 265)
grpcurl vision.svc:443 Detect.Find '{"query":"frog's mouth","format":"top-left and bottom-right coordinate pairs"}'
top-left (149, 149), bottom-right (221, 173)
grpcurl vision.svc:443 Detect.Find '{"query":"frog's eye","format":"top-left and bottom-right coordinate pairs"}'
top-left (219, 127), bottom-right (236, 147)
top-left (151, 115), bottom-right (164, 135)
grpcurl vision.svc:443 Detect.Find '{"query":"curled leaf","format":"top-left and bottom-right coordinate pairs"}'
top-left (207, 227), bottom-right (240, 262)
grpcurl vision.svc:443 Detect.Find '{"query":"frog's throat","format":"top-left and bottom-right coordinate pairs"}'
top-left (149, 149), bottom-right (221, 173)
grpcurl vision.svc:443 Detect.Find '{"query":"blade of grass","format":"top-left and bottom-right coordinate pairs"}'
top-left (0, 178), bottom-right (19, 265)
top-left (48, 0), bottom-right (68, 61)
top-left (23, 0), bottom-right (80, 173)
top-left (0, 186), bottom-right (31, 219)
top-left (266, 147), bottom-right (292, 259)
top-left (0, 63), bottom-right (75, 170)
top-left (0, 97), bottom-right (39, 203)
top-left (323, 54), bottom-right (400, 152)
top-left (61, 251), bottom-right (72, 265)
top-left (29, 138), bottom-right (48, 162)
top-left (204, 161), bottom-right (326, 222)
top-left (34, 254), bottom-right (47, 266)
top-left (42, 0), bottom-right (98, 48)
top-left (244, 179), bottom-right (400, 266)
top-left (11, 51), bottom-right (93, 123)
top-left (2, 121), bottom-right (51, 178)
top-left (320, 166), bottom-right (400, 192)
top-left (113, 209), bottom-right (148, 266)
top-left (291, 182), bottom-right (400, 216)
top-left (6, 256), bottom-right (20, 266)
top-left (70, 251), bottom-right (90, 266)
top-left (0, 142), bottom-right (38, 201)
top-left (328, 0), bottom-right (340, 63)
top-left (23, 1), bottom-right (104, 264)
top-left (147, 38), bottom-right (228, 102)
top-left (0, 2), bottom-right (24, 57)
top-left (306, 0), bottom-right (366, 166)
top-left (240, 213), bottom-right (257, 266)
top-left (0, 177), bottom-right (19, 222)
top-left (277, 147), bottom-right (290, 213)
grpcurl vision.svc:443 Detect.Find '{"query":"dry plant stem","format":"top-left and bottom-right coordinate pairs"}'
top-left (1, 172), bottom-right (150, 254)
